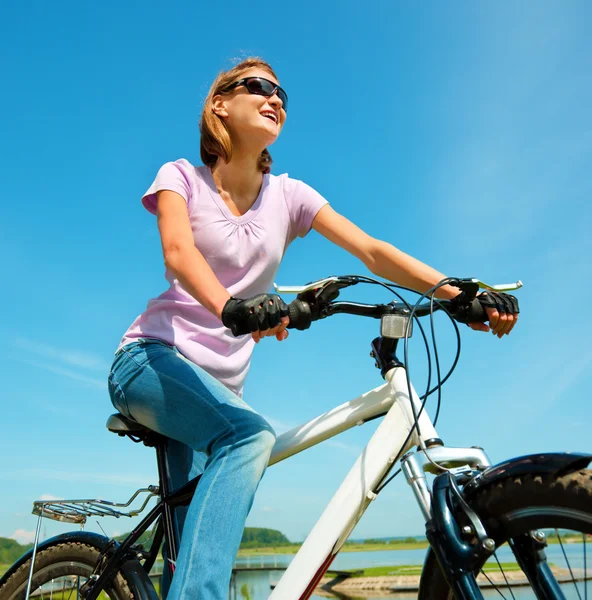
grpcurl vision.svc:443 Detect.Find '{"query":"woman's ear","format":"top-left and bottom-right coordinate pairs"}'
top-left (212, 94), bottom-right (229, 118)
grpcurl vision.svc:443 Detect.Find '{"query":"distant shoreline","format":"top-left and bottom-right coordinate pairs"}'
top-left (237, 536), bottom-right (577, 557)
top-left (237, 541), bottom-right (428, 556)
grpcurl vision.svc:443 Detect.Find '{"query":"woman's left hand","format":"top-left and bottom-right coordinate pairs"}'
top-left (468, 292), bottom-right (519, 338)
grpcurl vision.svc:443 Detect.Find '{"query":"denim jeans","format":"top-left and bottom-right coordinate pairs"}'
top-left (108, 339), bottom-right (276, 600)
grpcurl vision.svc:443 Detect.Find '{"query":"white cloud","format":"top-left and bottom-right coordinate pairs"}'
top-left (38, 494), bottom-right (63, 501)
top-left (263, 416), bottom-right (296, 435)
top-left (12, 337), bottom-right (111, 371)
top-left (260, 506), bottom-right (274, 513)
top-left (547, 350), bottom-right (592, 406)
top-left (9, 338), bottom-right (111, 390)
top-left (10, 529), bottom-right (36, 544)
top-left (5, 469), bottom-right (155, 487)
top-left (10, 357), bottom-right (106, 390)
top-left (327, 440), bottom-right (361, 455)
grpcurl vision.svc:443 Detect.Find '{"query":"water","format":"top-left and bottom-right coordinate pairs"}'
top-left (231, 544), bottom-right (589, 600)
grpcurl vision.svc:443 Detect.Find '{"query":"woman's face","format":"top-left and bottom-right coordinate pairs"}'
top-left (214, 68), bottom-right (287, 150)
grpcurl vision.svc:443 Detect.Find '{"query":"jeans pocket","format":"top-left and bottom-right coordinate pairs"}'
top-left (108, 371), bottom-right (131, 418)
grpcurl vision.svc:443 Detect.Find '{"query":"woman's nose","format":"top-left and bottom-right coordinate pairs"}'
top-left (269, 94), bottom-right (283, 110)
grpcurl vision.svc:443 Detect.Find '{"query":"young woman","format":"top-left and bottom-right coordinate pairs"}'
top-left (108, 57), bottom-right (518, 600)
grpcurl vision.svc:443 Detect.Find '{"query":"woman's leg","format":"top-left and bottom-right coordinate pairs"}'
top-left (108, 340), bottom-right (275, 600)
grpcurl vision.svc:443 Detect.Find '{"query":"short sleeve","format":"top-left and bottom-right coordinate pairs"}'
top-left (283, 177), bottom-right (329, 238)
top-left (141, 160), bottom-right (192, 214)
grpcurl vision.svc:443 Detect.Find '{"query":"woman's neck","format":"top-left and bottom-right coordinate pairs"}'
top-left (211, 148), bottom-right (264, 209)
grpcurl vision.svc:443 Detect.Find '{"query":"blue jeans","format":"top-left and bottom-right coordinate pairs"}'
top-left (108, 339), bottom-right (276, 600)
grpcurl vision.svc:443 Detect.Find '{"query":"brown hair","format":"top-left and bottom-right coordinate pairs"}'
top-left (200, 58), bottom-right (279, 174)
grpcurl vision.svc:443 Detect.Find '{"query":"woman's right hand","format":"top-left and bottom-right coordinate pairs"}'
top-left (222, 294), bottom-right (290, 343)
top-left (451, 290), bottom-right (520, 338)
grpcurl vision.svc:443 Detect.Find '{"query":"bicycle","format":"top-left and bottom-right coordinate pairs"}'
top-left (1, 275), bottom-right (590, 600)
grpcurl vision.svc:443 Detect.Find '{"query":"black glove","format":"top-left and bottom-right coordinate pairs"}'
top-left (450, 291), bottom-right (520, 324)
top-left (476, 291), bottom-right (520, 316)
top-left (222, 294), bottom-right (290, 337)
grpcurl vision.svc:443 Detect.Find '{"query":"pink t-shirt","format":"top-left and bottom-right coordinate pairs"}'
top-left (117, 159), bottom-right (328, 395)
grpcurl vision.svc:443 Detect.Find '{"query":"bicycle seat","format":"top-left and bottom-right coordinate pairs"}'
top-left (106, 413), bottom-right (163, 447)
top-left (107, 413), bottom-right (149, 434)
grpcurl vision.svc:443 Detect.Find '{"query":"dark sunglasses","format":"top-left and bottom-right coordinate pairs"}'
top-left (222, 77), bottom-right (288, 112)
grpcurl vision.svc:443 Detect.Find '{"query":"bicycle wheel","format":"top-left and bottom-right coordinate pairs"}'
top-left (419, 468), bottom-right (592, 599)
top-left (0, 541), bottom-right (135, 600)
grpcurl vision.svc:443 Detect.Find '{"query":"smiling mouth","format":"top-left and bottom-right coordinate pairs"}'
top-left (261, 112), bottom-right (278, 124)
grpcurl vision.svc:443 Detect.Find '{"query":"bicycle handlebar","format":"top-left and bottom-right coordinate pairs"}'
top-left (228, 275), bottom-right (520, 336)
top-left (285, 296), bottom-right (488, 331)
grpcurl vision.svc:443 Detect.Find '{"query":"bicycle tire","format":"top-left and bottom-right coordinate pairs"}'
top-left (418, 468), bottom-right (592, 599)
top-left (0, 541), bottom-right (135, 600)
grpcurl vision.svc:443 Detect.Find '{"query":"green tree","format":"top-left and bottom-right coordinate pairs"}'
top-left (0, 537), bottom-right (34, 564)
top-left (240, 527), bottom-right (291, 548)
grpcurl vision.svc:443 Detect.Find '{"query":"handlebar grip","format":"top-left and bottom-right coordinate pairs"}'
top-left (467, 298), bottom-right (487, 322)
top-left (451, 298), bottom-right (487, 324)
top-left (225, 300), bottom-right (311, 337)
top-left (228, 322), bottom-right (250, 337)
top-left (286, 299), bottom-right (313, 330)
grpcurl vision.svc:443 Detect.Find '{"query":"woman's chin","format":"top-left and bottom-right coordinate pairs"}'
top-left (264, 133), bottom-right (279, 147)
top-left (256, 129), bottom-right (280, 149)
top-left (235, 123), bottom-right (280, 151)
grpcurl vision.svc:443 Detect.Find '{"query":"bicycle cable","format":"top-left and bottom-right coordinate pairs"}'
top-left (344, 275), bottom-right (435, 404)
top-left (403, 278), bottom-right (465, 474)
top-left (350, 275), bottom-right (462, 422)
top-left (350, 275), bottom-right (462, 432)
top-left (376, 279), bottom-right (461, 493)
top-left (335, 275), bottom-right (463, 491)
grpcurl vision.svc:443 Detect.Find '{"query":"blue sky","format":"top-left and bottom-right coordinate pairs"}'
top-left (1, 1), bottom-right (591, 546)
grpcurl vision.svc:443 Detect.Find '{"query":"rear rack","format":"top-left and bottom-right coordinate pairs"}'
top-left (32, 486), bottom-right (159, 525)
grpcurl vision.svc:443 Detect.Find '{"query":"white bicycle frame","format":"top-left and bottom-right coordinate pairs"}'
top-left (266, 365), bottom-right (492, 600)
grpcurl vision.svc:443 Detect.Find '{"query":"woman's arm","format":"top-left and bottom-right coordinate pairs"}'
top-left (311, 205), bottom-right (517, 336)
top-left (156, 190), bottom-right (230, 319)
top-left (156, 190), bottom-right (288, 341)
top-left (311, 205), bottom-right (458, 298)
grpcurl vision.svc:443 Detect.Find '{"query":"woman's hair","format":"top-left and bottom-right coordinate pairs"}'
top-left (200, 58), bottom-right (279, 174)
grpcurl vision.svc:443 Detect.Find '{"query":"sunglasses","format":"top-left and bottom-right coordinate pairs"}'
top-left (222, 77), bottom-right (288, 112)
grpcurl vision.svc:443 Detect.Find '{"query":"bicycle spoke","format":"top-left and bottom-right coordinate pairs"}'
top-left (493, 553), bottom-right (516, 600)
top-left (480, 569), bottom-right (509, 599)
top-left (50, 578), bottom-right (54, 600)
top-left (557, 528), bottom-right (582, 600)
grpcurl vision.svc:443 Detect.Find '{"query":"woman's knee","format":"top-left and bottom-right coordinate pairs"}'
top-left (234, 410), bottom-right (275, 440)
top-left (241, 427), bottom-right (276, 479)
top-left (250, 427), bottom-right (276, 457)
top-left (216, 413), bottom-right (276, 455)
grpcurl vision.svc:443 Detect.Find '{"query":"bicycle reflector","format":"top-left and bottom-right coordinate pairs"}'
top-left (381, 314), bottom-right (412, 339)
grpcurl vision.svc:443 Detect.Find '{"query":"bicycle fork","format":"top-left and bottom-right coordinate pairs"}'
top-left (402, 446), bottom-right (568, 599)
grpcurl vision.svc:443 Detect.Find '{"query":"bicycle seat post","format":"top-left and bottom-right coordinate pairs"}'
top-left (154, 438), bottom-right (179, 566)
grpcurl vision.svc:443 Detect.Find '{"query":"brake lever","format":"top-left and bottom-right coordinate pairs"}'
top-left (314, 277), bottom-right (360, 304)
top-left (273, 276), bottom-right (342, 295)
top-left (451, 277), bottom-right (523, 293)
top-left (274, 276), bottom-right (360, 304)
top-left (450, 278), bottom-right (523, 303)
top-left (449, 279), bottom-right (480, 303)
